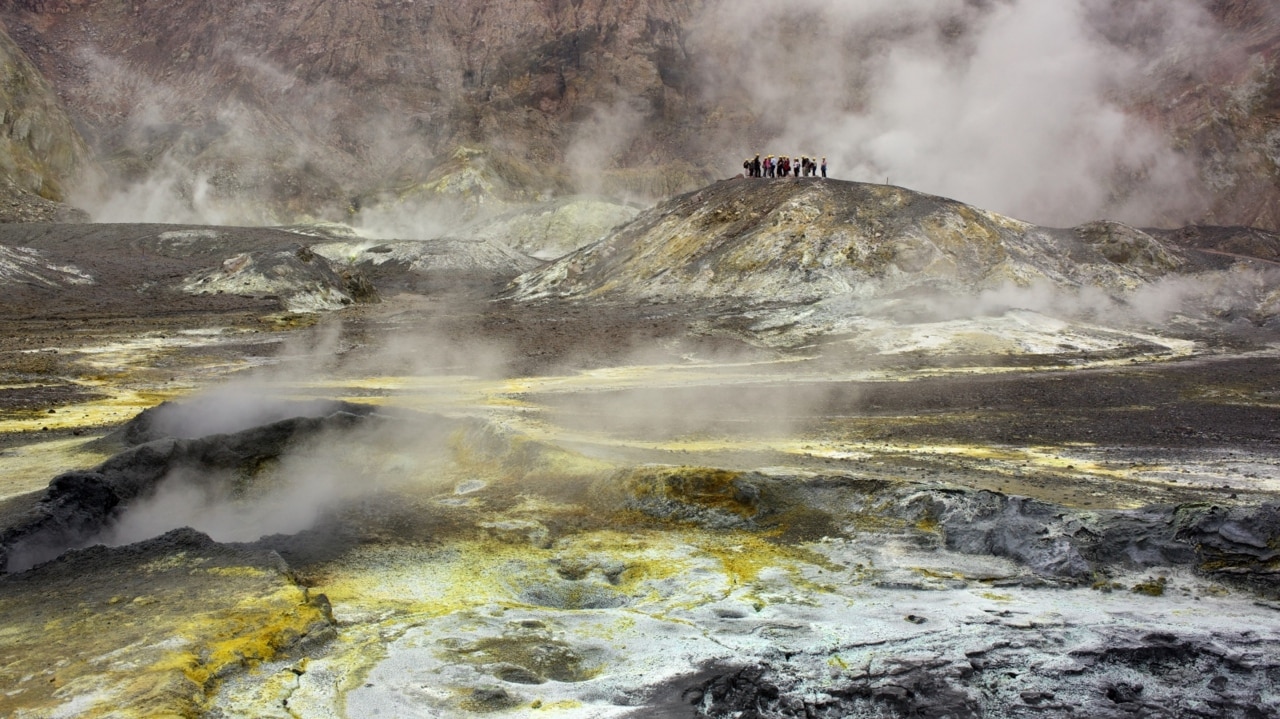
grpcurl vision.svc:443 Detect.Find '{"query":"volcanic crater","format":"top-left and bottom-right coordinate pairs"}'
top-left (1, 179), bottom-right (1279, 718)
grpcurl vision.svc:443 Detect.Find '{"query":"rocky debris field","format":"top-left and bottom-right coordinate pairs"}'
top-left (0, 395), bottom-right (1278, 718)
top-left (0, 180), bottom-right (1277, 718)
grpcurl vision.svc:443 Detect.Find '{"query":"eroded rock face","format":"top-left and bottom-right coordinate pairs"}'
top-left (0, 0), bottom-right (710, 218)
top-left (0, 26), bottom-right (95, 222)
top-left (2, 0), bottom-right (1277, 230)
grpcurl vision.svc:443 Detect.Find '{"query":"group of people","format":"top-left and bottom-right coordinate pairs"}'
top-left (744, 154), bottom-right (826, 178)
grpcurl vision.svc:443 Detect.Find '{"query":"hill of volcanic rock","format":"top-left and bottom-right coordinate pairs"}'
top-left (511, 177), bottom-right (1279, 306)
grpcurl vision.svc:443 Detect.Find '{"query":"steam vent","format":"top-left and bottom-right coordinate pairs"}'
top-left (1, 1), bottom-right (1280, 718)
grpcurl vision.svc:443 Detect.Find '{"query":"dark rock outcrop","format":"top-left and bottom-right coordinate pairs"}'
top-left (681, 622), bottom-right (1280, 719)
top-left (0, 406), bottom-right (377, 574)
top-left (909, 489), bottom-right (1280, 592)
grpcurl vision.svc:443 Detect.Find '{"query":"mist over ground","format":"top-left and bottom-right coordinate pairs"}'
top-left (693, 0), bottom-right (1220, 227)
top-left (13, 0), bottom-right (1254, 231)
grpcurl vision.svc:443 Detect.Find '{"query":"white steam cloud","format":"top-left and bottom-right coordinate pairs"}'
top-left (565, 96), bottom-right (651, 192)
top-left (66, 43), bottom-right (430, 229)
top-left (101, 420), bottom-right (425, 547)
top-left (693, 0), bottom-right (1220, 226)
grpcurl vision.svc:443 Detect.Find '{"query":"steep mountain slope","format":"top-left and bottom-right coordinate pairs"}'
top-left (0, 21), bottom-right (93, 221)
top-left (1136, 0), bottom-right (1280, 230)
top-left (0, 0), bottom-right (1275, 230)
top-left (0, 0), bottom-right (711, 222)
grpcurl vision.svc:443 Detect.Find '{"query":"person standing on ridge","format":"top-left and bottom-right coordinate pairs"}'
top-left (752, 153), bottom-right (762, 178)
top-left (821, 157), bottom-right (827, 178)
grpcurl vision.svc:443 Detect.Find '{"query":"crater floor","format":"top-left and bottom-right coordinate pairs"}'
top-left (1, 280), bottom-right (1278, 718)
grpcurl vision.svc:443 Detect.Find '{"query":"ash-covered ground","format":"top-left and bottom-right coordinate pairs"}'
top-left (1, 181), bottom-right (1279, 718)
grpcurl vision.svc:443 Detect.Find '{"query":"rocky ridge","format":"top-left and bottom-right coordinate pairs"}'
top-left (510, 178), bottom-right (1258, 304)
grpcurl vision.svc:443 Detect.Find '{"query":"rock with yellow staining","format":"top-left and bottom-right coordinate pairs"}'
top-left (0, 527), bottom-right (333, 719)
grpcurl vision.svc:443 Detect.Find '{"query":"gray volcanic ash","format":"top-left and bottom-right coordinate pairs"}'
top-left (511, 177), bottom-right (1280, 350)
top-left (0, 1), bottom-right (1278, 717)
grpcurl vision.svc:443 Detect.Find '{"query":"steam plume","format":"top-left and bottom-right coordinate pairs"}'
top-left (691, 0), bottom-right (1221, 227)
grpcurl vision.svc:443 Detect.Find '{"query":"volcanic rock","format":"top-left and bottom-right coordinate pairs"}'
top-left (0, 526), bottom-right (334, 717)
top-left (312, 235), bottom-right (541, 296)
top-left (0, 222), bottom-right (383, 317)
top-left (0, 0), bottom-right (709, 218)
top-left (0, 405), bottom-right (378, 574)
top-left (0, 243), bottom-right (92, 288)
top-left (2, 1), bottom-right (1277, 229)
top-left (511, 178), bottom-right (1280, 307)
top-left (118, 397), bottom-right (377, 446)
top-left (505, 178), bottom-right (1280, 352)
top-left (2, 390), bottom-right (1280, 717)
top-left (0, 24), bottom-right (95, 222)
top-left (464, 196), bottom-right (641, 260)
top-left (182, 243), bottom-right (371, 312)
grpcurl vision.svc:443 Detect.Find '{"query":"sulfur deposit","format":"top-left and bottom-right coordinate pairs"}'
top-left (1, 177), bottom-right (1278, 718)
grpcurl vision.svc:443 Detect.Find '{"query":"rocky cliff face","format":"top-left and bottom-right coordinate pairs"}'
top-left (0, 20), bottom-right (93, 221)
top-left (0, 0), bottom-right (712, 222)
top-left (0, 0), bottom-right (1276, 230)
top-left (1137, 0), bottom-right (1280, 230)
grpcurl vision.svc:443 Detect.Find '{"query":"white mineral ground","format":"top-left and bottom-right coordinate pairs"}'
top-left (1, 185), bottom-right (1279, 716)
top-left (2, 295), bottom-right (1279, 717)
